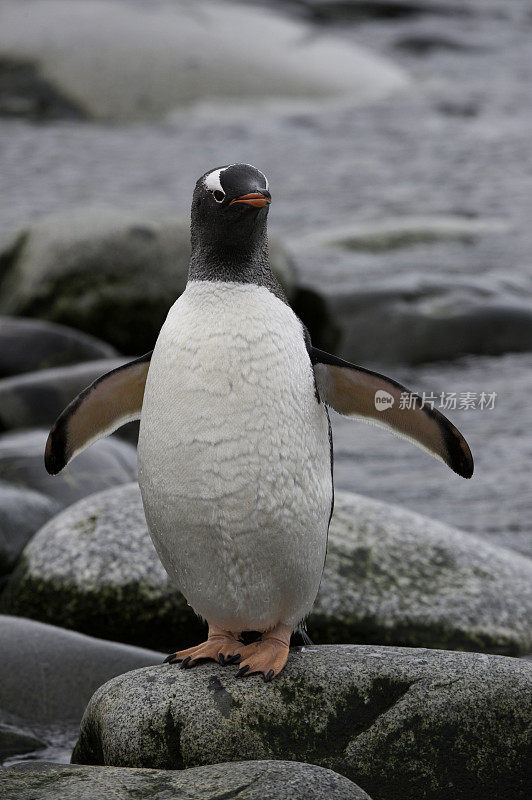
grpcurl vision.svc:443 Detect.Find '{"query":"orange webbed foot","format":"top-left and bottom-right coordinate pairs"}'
top-left (164, 624), bottom-right (242, 668)
top-left (235, 624), bottom-right (291, 682)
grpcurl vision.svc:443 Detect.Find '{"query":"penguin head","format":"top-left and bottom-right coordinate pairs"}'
top-left (191, 164), bottom-right (271, 253)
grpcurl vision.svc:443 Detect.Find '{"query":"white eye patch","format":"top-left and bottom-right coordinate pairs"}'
top-left (203, 167), bottom-right (230, 194)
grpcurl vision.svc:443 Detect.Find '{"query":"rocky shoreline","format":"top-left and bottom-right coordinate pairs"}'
top-left (1, 1), bottom-right (532, 798)
top-left (1, 316), bottom-right (529, 800)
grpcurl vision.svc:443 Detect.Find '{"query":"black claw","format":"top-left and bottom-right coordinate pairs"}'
top-left (264, 669), bottom-right (275, 683)
top-left (163, 653), bottom-right (177, 663)
top-left (218, 654), bottom-right (226, 666)
top-left (226, 653), bottom-right (241, 665)
top-left (235, 664), bottom-right (250, 678)
top-left (180, 656), bottom-right (192, 669)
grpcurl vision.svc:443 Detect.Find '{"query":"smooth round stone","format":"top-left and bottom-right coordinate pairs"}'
top-left (289, 216), bottom-right (532, 364)
top-left (291, 215), bottom-right (512, 253)
top-left (0, 0), bottom-right (409, 121)
top-left (0, 483), bottom-right (186, 650)
top-left (0, 360), bottom-right (126, 432)
top-left (71, 645), bottom-right (531, 800)
top-left (0, 210), bottom-right (297, 353)
top-left (0, 616), bottom-right (161, 728)
top-left (288, 0), bottom-right (469, 23)
top-left (0, 317), bottom-right (116, 378)
top-left (0, 719), bottom-right (45, 762)
top-left (312, 491), bottom-right (532, 655)
top-left (2, 483), bottom-right (531, 657)
top-left (0, 481), bottom-right (58, 577)
top-left (0, 429), bottom-right (137, 509)
top-left (0, 761), bottom-right (372, 800)
top-left (333, 293), bottom-right (532, 365)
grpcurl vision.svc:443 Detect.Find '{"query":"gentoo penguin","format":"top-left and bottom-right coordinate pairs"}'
top-left (45, 163), bottom-right (473, 681)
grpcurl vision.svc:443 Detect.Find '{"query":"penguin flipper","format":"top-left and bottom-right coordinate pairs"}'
top-left (311, 347), bottom-right (473, 479)
top-left (45, 352), bottom-right (152, 475)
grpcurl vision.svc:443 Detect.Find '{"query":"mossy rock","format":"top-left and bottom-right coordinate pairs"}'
top-left (0, 760), bottom-right (371, 799)
top-left (0, 483), bottom-right (193, 651)
top-left (0, 209), bottom-right (297, 354)
top-left (71, 645), bottom-right (531, 800)
top-left (312, 491), bottom-right (532, 655)
top-left (0, 430), bottom-right (138, 579)
top-left (2, 484), bottom-right (531, 656)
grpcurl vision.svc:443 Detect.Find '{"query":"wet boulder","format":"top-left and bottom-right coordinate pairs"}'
top-left (0, 360), bottom-right (126, 431)
top-left (0, 210), bottom-right (297, 353)
top-left (289, 216), bottom-right (532, 364)
top-left (71, 645), bottom-right (531, 800)
top-left (0, 616), bottom-right (161, 764)
top-left (0, 761), bottom-right (371, 800)
top-left (0, 481), bottom-right (58, 577)
top-left (0, 483), bottom-right (188, 650)
top-left (0, 0), bottom-right (408, 122)
top-left (2, 484), bottom-right (531, 657)
top-left (0, 615), bottom-right (162, 764)
top-left (0, 317), bottom-right (116, 378)
top-left (0, 429), bottom-right (137, 510)
top-left (0, 616), bottom-right (161, 727)
top-left (0, 716), bottom-right (46, 763)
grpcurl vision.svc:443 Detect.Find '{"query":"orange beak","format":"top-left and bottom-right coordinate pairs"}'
top-left (229, 192), bottom-right (271, 208)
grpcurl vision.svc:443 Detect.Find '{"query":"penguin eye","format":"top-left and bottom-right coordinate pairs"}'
top-left (212, 190), bottom-right (225, 203)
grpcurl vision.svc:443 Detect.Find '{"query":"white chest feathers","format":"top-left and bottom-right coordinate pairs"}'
top-left (137, 280), bottom-right (332, 631)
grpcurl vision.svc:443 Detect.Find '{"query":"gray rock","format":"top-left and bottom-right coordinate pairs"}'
top-left (0, 429), bottom-right (137, 510)
top-left (0, 481), bottom-right (58, 577)
top-left (329, 354), bottom-right (532, 559)
top-left (0, 316), bottom-right (116, 378)
top-left (0, 761), bottom-right (371, 800)
top-left (313, 491), bottom-right (532, 654)
top-left (0, 717), bottom-right (45, 762)
top-left (288, 0), bottom-right (472, 23)
top-left (0, 210), bottom-right (297, 353)
top-left (394, 33), bottom-right (487, 56)
top-left (3, 483), bottom-right (531, 656)
top-left (0, 0), bottom-right (408, 122)
top-left (290, 217), bottom-right (532, 364)
top-left (292, 216), bottom-right (512, 253)
top-left (0, 360), bottom-right (126, 431)
top-left (333, 290), bottom-right (532, 365)
top-left (0, 615), bottom-right (161, 728)
top-left (71, 646), bottom-right (532, 800)
top-left (0, 56), bottom-right (86, 121)
top-left (0, 484), bottom-right (189, 650)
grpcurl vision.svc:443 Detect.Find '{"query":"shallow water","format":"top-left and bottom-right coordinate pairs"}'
top-left (3, 727), bottom-right (76, 768)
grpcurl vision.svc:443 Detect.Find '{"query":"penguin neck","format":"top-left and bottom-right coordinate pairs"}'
top-left (188, 232), bottom-right (287, 302)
